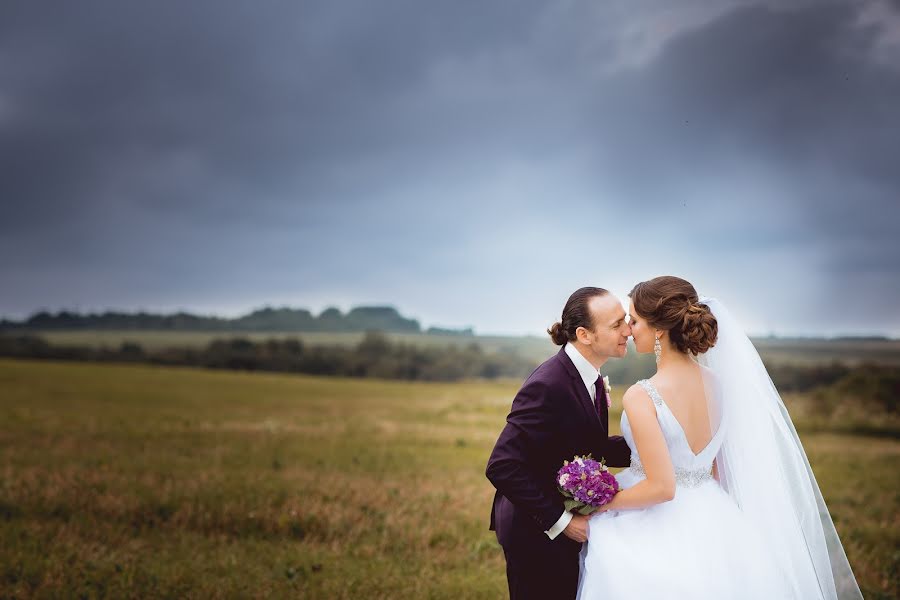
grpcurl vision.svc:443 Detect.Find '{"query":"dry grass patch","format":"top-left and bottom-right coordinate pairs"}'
top-left (0, 358), bottom-right (895, 599)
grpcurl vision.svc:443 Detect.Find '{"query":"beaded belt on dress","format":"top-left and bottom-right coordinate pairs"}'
top-left (628, 457), bottom-right (713, 488)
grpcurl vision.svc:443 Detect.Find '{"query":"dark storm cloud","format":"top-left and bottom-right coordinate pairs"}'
top-left (599, 3), bottom-right (900, 196)
top-left (1, 0), bottom-right (898, 334)
top-left (1, 1), bottom-right (549, 218)
top-left (584, 3), bottom-right (900, 270)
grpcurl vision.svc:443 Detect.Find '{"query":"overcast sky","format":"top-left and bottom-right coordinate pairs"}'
top-left (2, 0), bottom-right (898, 336)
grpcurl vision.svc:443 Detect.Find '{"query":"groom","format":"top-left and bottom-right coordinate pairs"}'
top-left (486, 287), bottom-right (633, 600)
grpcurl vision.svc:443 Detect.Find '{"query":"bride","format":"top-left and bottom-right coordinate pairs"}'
top-left (577, 276), bottom-right (862, 600)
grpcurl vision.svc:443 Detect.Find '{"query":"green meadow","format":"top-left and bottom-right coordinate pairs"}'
top-left (0, 358), bottom-right (897, 598)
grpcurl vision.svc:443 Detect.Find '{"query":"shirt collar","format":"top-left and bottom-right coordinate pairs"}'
top-left (564, 342), bottom-right (601, 392)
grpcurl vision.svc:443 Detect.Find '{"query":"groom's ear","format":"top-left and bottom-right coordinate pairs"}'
top-left (575, 326), bottom-right (590, 345)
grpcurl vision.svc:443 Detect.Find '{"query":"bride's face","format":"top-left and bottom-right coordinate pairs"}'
top-left (628, 300), bottom-right (656, 354)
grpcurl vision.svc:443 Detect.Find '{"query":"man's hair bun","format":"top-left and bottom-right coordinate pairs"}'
top-left (547, 321), bottom-right (569, 346)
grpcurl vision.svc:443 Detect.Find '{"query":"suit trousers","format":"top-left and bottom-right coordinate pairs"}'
top-left (502, 535), bottom-right (581, 600)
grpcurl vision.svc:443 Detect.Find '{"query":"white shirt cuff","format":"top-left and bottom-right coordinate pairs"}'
top-left (545, 510), bottom-right (573, 540)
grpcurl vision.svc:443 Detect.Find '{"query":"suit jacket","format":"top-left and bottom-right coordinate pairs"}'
top-left (486, 346), bottom-right (631, 549)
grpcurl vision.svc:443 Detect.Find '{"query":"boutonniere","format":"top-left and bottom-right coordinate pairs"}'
top-left (602, 376), bottom-right (612, 408)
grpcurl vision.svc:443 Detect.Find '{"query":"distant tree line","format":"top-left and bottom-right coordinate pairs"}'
top-left (1, 333), bottom-right (897, 418)
top-left (812, 364), bottom-right (898, 417)
top-left (0, 332), bottom-right (532, 381)
top-left (0, 306), bottom-right (476, 334)
top-left (763, 361), bottom-right (855, 392)
top-left (764, 360), bottom-right (899, 421)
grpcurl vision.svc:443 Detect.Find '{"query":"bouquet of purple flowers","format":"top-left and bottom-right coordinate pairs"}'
top-left (557, 454), bottom-right (619, 515)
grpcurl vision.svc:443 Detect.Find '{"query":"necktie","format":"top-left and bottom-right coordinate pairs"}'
top-left (594, 375), bottom-right (606, 416)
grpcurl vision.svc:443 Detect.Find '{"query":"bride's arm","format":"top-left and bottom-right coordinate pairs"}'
top-left (593, 386), bottom-right (675, 512)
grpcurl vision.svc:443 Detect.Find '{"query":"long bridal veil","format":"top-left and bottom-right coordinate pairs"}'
top-left (697, 297), bottom-right (862, 599)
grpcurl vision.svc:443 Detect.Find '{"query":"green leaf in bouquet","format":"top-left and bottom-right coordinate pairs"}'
top-left (577, 504), bottom-right (597, 516)
top-left (563, 499), bottom-right (581, 512)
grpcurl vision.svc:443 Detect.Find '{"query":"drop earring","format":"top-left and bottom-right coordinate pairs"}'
top-left (654, 336), bottom-right (662, 364)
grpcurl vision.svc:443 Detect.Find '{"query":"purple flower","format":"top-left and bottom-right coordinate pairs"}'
top-left (556, 454), bottom-right (619, 515)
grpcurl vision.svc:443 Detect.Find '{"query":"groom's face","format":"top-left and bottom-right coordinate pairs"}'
top-left (581, 294), bottom-right (632, 361)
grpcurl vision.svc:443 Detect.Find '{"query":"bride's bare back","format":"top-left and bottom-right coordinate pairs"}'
top-left (649, 363), bottom-right (714, 455)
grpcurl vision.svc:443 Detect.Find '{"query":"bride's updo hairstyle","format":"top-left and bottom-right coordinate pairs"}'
top-left (629, 276), bottom-right (717, 355)
top-left (548, 287), bottom-right (609, 346)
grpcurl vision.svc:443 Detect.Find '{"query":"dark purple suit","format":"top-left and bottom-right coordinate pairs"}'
top-left (486, 346), bottom-right (631, 600)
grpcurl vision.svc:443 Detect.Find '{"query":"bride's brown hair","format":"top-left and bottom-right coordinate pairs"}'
top-left (629, 276), bottom-right (717, 355)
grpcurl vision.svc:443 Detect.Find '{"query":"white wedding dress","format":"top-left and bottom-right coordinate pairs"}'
top-left (577, 297), bottom-right (862, 600)
top-left (577, 377), bottom-right (788, 599)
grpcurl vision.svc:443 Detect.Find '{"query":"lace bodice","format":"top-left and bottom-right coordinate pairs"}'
top-left (621, 379), bottom-right (725, 487)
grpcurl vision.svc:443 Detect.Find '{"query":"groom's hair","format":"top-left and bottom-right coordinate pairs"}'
top-left (547, 287), bottom-right (609, 346)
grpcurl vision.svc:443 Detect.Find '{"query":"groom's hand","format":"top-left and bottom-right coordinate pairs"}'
top-left (562, 514), bottom-right (589, 543)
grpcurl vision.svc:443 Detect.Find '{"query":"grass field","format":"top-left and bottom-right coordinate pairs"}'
top-left (0, 358), bottom-right (897, 598)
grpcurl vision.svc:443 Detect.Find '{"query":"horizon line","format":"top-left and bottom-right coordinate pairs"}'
top-left (1, 303), bottom-right (897, 341)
